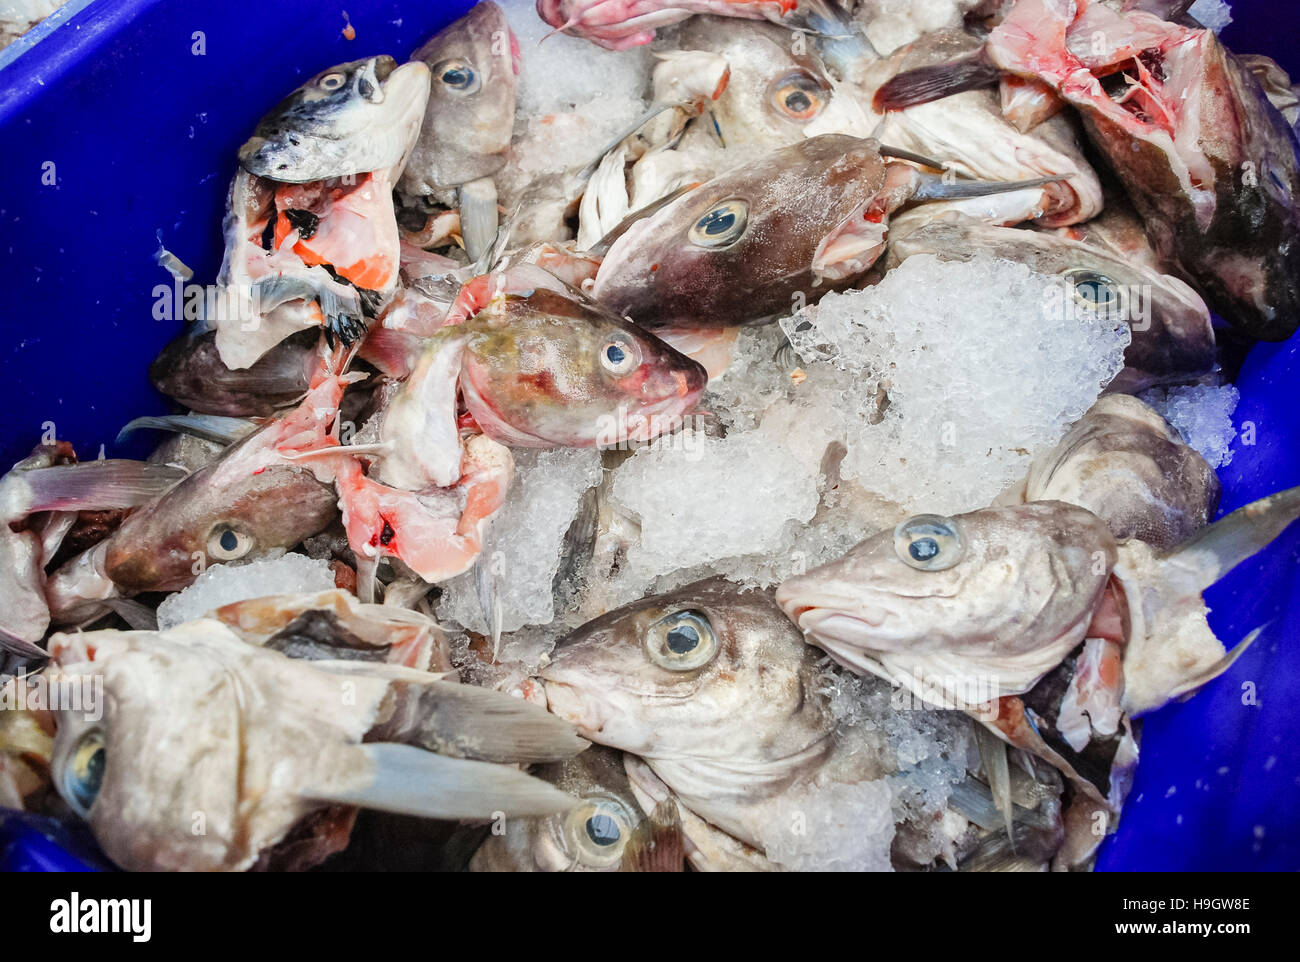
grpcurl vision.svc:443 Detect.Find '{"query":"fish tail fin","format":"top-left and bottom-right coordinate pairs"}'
top-left (872, 52), bottom-right (1001, 112)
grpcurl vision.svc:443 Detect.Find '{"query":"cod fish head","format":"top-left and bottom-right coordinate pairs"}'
top-left (592, 135), bottom-right (889, 328)
top-left (541, 578), bottom-right (824, 761)
top-left (98, 434), bottom-right (338, 594)
top-left (777, 503), bottom-right (1117, 700)
top-left (401, 1), bottom-right (518, 195)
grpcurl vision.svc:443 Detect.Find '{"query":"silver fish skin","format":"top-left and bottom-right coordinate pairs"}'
top-left (400, 1), bottom-right (518, 197)
top-left (238, 56), bottom-right (431, 183)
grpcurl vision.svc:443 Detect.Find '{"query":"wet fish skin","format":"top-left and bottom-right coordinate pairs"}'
top-left (536, 0), bottom-right (800, 50)
top-left (457, 284), bottom-right (709, 448)
top-left (777, 502), bottom-right (1117, 702)
top-left (149, 328), bottom-right (319, 417)
top-left (1025, 394), bottom-right (1220, 551)
top-left (238, 57), bottom-right (431, 183)
top-left (400, 1), bottom-right (518, 197)
top-left (591, 134), bottom-right (889, 329)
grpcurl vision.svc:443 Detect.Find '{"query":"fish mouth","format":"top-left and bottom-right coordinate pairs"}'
top-left (775, 582), bottom-right (893, 650)
top-left (537, 677), bottom-right (607, 737)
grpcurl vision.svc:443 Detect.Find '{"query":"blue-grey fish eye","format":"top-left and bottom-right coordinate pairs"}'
top-left (1063, 268), bottom-right (1120, 314)
top-left (599, 334), bottom-right (640, 376)
top-left (646, 609), bottom-right (718, 671)
top-left (436, 58), bottom-right (480, 93)
top-left (893, 515), bottom-right (964, 571)
top-left (564, 797), bottom-right (634, 866)
top-left (586, 813), bottom-right (621, 846)
top-left (688, 199), bottom-right (749, 249)
top-left (208, 524), bottom-right (254, 562)
top-left (319, 72), bottom-right (346, 91)
top-left (63, 729), bottom-right (106, 818)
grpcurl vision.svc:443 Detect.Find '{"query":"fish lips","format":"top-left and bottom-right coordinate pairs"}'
top-left (239, 59), bottom-right (431, 183)
top-left (775, 580), bottom-right (897, 654)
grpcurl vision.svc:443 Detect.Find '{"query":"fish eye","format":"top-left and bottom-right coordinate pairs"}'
top-left (1063, 268), bottom-right (1121, 317)
top-left (562, 797), bottom-right (634, 868)
top-left (599, 334), bottom-right (642, 376)
top-left (688, 199), bottom-right (748, 249)
top-left (319, 72), bottom-right (347, 91)
top-left (770, 73), bottom-right (828, 122)
top-left (645, 609), bottom-right (717, 671)
top-left (62, 729), bottom-right (106, 818)
top-left (207, 524), bottom-right (255, 562)
top-left (893, 515), bottom-right (965, 572)
top-left (435, 58), bottom-right (480, 94)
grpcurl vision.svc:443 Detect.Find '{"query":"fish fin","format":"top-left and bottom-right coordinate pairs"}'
top-left (474, 557), bottom-right (503, 661)
top-left (589, 181), bottom-right (698, 256)
top-left (1167, 625), bottom-right (1267, 703)
top-left (620, 799), bottom-right (686, 872)
top-left (975, 723), bottom-right (1016, 848)
top-left (577, 101), bottom-right (685, 182)
top-left (116, 414), bottom-right (257, 446)
top-left (0, 627), bottom-right (48, 660)
top-left (305, 742), bottom-right (578, 819)
top-left (101, 597), bottom-right (159, 631)
top-left (878, 144), bottom-right (948, 171)
top-left (15, 461), bottom-right (187, 515)
top-left (911, 173), bottom-right (1068, 203)
top-left (378, 680), bottom-right (589, 763)
top-left (1158, 486), bottom-right (1300, 595)
top-left (872, 52), bottom-right (1001, 112)
top-left (458, 177), bottom-right (500, 264)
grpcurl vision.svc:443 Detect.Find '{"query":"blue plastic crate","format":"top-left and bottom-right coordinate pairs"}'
top-left (0, 0), bottom-right (1297, 871)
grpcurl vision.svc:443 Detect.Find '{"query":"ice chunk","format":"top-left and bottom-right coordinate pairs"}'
top-left (1139, 383), bottom-right (1239, 468)
top-left (1188, 0), bottom-right (1233, 33)
top-left (758, 780), bottom-right (897, 872)
top-left (610, 427), bottom-right (821, 587)
top-left (156, 553), bottom-right (335, 629)
top-left (500, 0), bottom-right (651, 120)
top-left (438, 448), bottom-right (602, 634)
top-left (781, 254), bottom-right (1131, 515)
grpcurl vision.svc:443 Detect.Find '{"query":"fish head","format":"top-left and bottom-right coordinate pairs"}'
top-left (460, 284), bottom-right (707, 447)
top-left (676, 18), bottom-right (841, 149)
top-left (470, 747), bottom-right (647, 872)
top-left (149, 328), bottom-right (319, 417)
top-left (99, 434), bottom-right (338, 594)
top-left (541, 579), bottom-right (823, 761)
top-left (238, 56), bottom-right (431, 183)
top-left (592, 134), bottom-right (888, 328)
top-left (401, 1), bottom-right (518, 194)
top-left (776, 503), bottom-right (1117, 698)
top-left (45, 622), bottom-right (377, 871)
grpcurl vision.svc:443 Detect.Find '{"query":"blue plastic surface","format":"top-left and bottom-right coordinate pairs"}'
top-left (0, 1), bottom-right (1297, 871)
